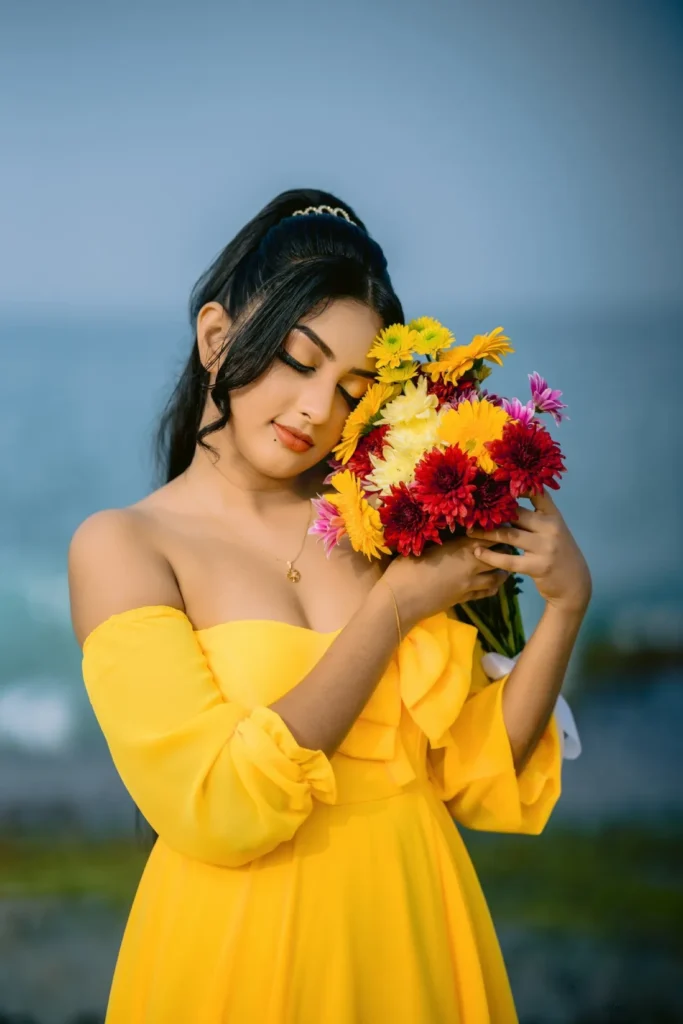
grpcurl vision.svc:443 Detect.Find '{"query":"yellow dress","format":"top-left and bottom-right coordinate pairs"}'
top-left (81, 605), bottom-right (563, 1023)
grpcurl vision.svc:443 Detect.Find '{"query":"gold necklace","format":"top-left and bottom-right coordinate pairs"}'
top-left (281, 504), bottom-right (312, 583)
top-left (199, 448), bottom-right (313, 583)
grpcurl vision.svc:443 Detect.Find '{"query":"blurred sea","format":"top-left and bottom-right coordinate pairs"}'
top-left (1, 301), bottom-right (682, 830)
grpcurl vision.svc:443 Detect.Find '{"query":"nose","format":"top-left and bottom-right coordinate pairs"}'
top-left (297, 375), bottom-right (338, 426)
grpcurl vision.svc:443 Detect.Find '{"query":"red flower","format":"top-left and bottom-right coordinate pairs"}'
top-left (485, 420), bottom-right (566, 498)
top-left (379, 483), bottom-right (443, 557)
top-left (412, 444), bottom-right (478, 531)
top-left (424, 374), bottom-right (458, 407)
top-left (346, 425), bottom-right (391, 480)
top-left (423, 372), bottom-right (478, 408)
top-left (462, 472), bottom-right (519, 530)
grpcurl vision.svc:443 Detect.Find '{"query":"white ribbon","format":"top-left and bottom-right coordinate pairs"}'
top-left (480, 652), bottom-right (582, 760)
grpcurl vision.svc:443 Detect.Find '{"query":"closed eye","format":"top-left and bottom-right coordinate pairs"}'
top-left (277, 350), bottom-right (362, 410)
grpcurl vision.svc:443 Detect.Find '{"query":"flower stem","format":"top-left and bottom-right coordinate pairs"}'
top-left (459, 603), bottom-right (507, 656)
top-left (499, 584), bottom-right (513, 644)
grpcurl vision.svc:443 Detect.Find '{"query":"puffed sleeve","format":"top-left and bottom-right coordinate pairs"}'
top-left (81, 606), bottom-right (337, 867)
top-left (427, 634), bottom-right (563, 835)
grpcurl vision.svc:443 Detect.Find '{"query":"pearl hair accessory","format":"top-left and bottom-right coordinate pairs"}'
top-left (291, 204), bottom-right (359, 227)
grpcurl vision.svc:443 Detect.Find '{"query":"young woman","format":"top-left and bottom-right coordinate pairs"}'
top-left (68, 188), bottom-right (591, 1023)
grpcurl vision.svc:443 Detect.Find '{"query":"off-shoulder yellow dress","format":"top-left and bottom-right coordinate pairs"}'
top-left (81, 605), bottom-right (563, 1023)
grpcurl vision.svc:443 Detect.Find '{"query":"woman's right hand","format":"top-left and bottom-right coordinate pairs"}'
top-left (381, 535), bottom-right (509, 630)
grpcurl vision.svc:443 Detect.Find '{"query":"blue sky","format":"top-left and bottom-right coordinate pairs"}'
top-left (1, 0), bottom-right (681, 314)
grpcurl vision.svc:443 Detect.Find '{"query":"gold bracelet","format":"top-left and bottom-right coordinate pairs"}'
top-left (379, 577), bottom-right (402, 646)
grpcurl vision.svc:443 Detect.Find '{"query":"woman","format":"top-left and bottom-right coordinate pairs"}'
top-left (68, 188), bottom-right (591, 1022)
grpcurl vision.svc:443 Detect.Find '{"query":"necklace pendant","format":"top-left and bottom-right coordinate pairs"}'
top-left (286, 561), bottom-right (301, 583)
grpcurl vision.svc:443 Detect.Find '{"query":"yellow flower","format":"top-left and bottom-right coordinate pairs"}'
top-left (388, 413), bottom-right (441, 459)
top-left (407, 316), bottom-right (455, 358)
top-left (326, 470), bottom-right (390, 559)
top-left (367, 323), bottom-right (415, 369)
top-left (365, 445), bottom-right (422, 496)
top-left (332, 381), bottom-right (399, 464)
top-left (425, 326), bottom-right (514, 383)
top-left (437, 398), bottom-right (510, 473)
top-left (376, 359), bottom-right (419, 385)
top-left (376, 375), bottom-right (438, 427)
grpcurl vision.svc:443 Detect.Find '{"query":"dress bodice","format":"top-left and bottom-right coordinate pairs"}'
top-left (193, 613), bottom-right (479, 803)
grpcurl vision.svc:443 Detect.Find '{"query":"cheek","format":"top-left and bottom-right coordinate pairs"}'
top-left (227, 370), bottom-right (288, 423)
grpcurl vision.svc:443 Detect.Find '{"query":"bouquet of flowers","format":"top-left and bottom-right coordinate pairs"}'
top-left (309, 318), bottom-right (568, 658)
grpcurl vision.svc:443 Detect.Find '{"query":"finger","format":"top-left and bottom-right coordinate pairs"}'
top-left (466, 525), bottom-right (543, 552)
top-left (472, 569), bottom-right (509, 591)
top-left (510, 504), bottom-right (537, 529)
top-left (473, 546), bottom-right (525, 573)
top-left (529, 486), bottom-right (558, 514)
top-left (458, 536), bottom-right (498, 552)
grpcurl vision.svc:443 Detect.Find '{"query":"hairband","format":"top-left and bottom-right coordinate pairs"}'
top-left (291, 204), bottom-right (359, 227)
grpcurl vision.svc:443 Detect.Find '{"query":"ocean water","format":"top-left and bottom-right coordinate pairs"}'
top-left (0, 301), bottom-right (681, 821)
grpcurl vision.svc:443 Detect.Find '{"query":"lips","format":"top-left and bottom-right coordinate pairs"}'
top-left (273, 422), bottom-right (314, 453)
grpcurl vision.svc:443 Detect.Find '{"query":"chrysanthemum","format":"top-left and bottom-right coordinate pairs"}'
top-left (528, 372), bottom-right (569, 425)
top-left (386, 412), bottom-right (441, 460)
top-left (376, 375), bottom-right (438, 428)
top-left (424, 327), bottom-right (514, 384)
top-left (379, 483), bottom-right (443, 557)
top-left (367, 323), bottom-right (415, 369)
top-left (422, 370), bottom-right (480, 410)
top-left (461, 472), bottom-right (519, 531)
top-left (325, 469), bottom-right (391, 559)
top-left (422, 371), bottom-right (459, 407)
top-left (365, 444), bottom-right (422, 496)
top-left (308, 495), bottom-right (347, 557)
top-left (485, 420), bottom-right (566, 497)
top-left (322, 455), bottom-right (344, 485)
top-left (412, 445), bottom-right (478, 531)
top-left (406, 317), bottom-right (455, 358)
top-left (376, 359), bottom-right (419, 385)
top-left (501, 397), bottom-right (536, 427)
top-left (437, 398), bottom-right (510, 473)
top-left (332, 381), bottom-right (398, 464)
top-left (345, 424), bottom-right (391, 481)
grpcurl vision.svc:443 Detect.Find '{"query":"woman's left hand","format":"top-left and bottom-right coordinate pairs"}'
top-left (465, 488), bottom-right (593, 615)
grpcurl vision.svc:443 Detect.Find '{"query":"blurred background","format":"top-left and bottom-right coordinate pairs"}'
top-left (1, 1), bottom-right (682, 1021)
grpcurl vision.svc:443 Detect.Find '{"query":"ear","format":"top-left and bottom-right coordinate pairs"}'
top-left (196, 302), bottom-right (232, 382)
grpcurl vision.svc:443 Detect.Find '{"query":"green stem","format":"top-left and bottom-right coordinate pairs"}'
top-left (499, 584), bottom-right (513, 645)
top-left (459, 603), bottom-right (507, 656)
top-left (510, 587), bottom-right (526, 654)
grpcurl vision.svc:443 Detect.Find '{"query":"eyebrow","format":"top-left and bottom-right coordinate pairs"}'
top-left (293, 324), bottom-right (377, 380)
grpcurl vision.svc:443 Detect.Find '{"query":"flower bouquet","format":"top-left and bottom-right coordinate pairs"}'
top-left (309, 318), bottom-right (568, 658)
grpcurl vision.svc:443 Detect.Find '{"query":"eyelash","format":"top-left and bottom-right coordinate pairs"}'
top-left (278, 350), bottom-right (362, 410)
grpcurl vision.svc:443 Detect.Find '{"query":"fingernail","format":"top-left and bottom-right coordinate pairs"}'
top-left (475, 547), bottom-right (482, 557)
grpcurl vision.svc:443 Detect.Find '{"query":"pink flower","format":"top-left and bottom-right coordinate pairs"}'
top-left (501, 396), bottom-right (536, 426)
top-left (479, 388), bottom-right (504, 407)
top-left (308, 496), bottom-right (347, 557)
top-left (528, 372), bottom-right (569, 425)
top-left (322, 456), bottom-right (344, 485)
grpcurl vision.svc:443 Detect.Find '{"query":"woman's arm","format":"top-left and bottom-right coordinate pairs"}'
top-left (466, 486), bottom-right (592, 772)
top-left (69, 509), bottom-right (408, 760)
top-left (71, 509), bottom-right (414, 865)
top-left (499, 602), bottom-right (587, 771)
top-left (269, 581), bottom-right (404, 756)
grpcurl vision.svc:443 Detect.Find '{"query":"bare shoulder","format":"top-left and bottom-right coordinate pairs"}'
top-left (68, 505), bottom-right (184, 649)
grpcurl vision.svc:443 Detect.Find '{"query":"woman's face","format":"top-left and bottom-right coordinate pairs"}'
top-left (203, 298), bottom-right (384, 481)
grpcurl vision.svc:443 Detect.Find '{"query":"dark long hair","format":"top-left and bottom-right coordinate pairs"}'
top-left (135, 188), bottom-right (404, 848)
top-left (153, 187), bottom-right (404, 485)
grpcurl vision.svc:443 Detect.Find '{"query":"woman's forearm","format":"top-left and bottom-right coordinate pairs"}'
top-left (501, 601), bottom-right (588, 771)
top-left (268, 580), bottom-right (413, 758)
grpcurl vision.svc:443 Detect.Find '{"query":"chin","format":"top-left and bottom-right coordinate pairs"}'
top-left (256, 447), bottom-right (320, 480)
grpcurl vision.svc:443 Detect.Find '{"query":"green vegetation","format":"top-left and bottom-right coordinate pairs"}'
top-left (0, 835), bottom-right (149, 905)
top-left (1, 825), bottom-right (681, 950)
top-left (464, 824), bottom-right (683, 951)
